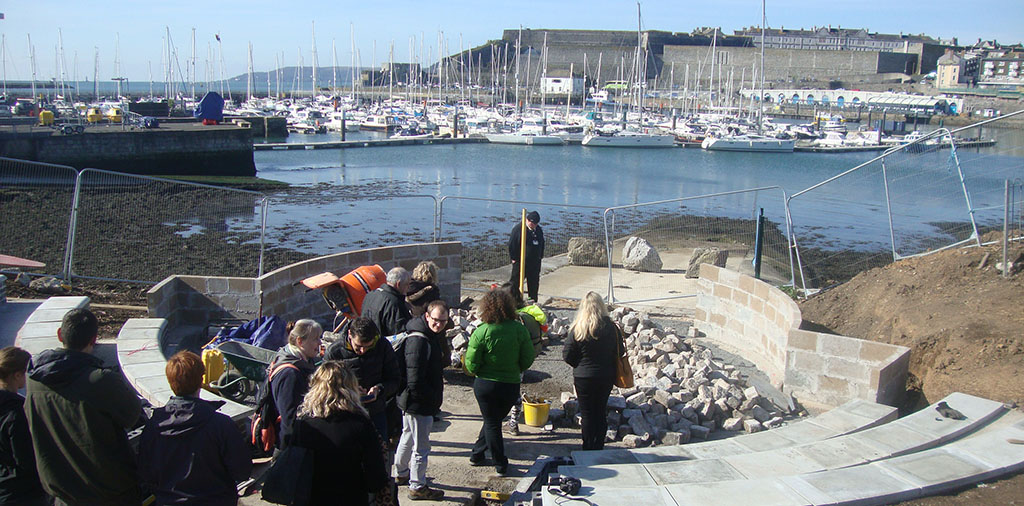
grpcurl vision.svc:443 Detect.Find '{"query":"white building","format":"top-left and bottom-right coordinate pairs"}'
top-left (541, 74), bottom-right (584, 98)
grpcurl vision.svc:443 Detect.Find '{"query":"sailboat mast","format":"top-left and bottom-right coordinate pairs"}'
top-left (311, 21), bottom-right (318, 98)
top-left (27, 35), bottom-right (36, 101)
top-left (758, 0), bottom-right (766, 134)
top-left (191, 28), bottom-right (196, 100)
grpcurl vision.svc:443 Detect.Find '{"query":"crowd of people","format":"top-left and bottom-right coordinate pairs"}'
top-left (0, 213), bottom-right (632, 505)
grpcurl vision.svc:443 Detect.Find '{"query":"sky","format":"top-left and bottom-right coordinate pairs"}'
top-left (2, 0), bottom-right (1021, 81)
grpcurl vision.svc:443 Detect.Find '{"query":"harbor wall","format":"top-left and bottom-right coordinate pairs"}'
top-left (0, 126), bottom-right (255, 176)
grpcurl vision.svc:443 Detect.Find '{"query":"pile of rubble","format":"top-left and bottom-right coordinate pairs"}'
top-left (554, 307), bottom-right (792, 448)
top-left (445, 307), bottom-right (570, 368)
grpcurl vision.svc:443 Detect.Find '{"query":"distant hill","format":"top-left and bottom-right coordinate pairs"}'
top-left (227, 66), bottom-right (363, 89)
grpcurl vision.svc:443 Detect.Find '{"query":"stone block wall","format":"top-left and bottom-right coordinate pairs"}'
top-left (0, 275), bottom-right (6, 304)
top-left (694, 264), bottom-right (910, 409)
top-left (149, 242), bottom-right (462, 332)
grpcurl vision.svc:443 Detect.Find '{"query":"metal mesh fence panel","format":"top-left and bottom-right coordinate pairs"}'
top-left (604, 187), bottom-right (793, 305)
top-left (950, 117), bottom-right (1024, 246)
top-left (438, 196), bottom-right (606, 299)
top-left (260, 191), bottom-right (437, 272)
top-left (0, 157), bottom-right (79, 278)
top-left (878, 128), bottom-right (978, 258)
top-left (69, 169), bottom-right (267, 283)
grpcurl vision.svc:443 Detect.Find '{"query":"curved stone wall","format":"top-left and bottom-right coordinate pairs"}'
top-left (694, 264), bottom-right (910, 409)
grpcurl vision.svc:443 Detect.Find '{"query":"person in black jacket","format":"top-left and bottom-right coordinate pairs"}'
top-left (562, 292), bottom-right (622, 451)
top-left (324, 317), bottom-right (401, 443)
top-left (292, 361), bottom-right (388, 506)
top-left (0, 346), bottom-right (47, 506)
top-left (138, 351), bottom-right (252, 505)
top-left (406, 261), bottom-right (441, 317)
top-left (508, 210), bottom-right (545, 302)
top-left (269, 319), bottom-right (322, 448)
top-left (362, 266), bottom-right (412, 337)
top-left (393, 300), bottom-right (448, 501)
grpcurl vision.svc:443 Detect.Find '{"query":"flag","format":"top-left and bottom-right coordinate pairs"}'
top-left (215, 34), bottom-right (221, 42)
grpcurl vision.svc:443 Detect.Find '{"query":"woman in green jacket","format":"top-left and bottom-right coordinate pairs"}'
top-left (464, 290), bottom-right (535, 475)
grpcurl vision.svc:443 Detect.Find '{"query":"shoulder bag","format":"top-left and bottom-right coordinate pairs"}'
top-left (613, 325), bottom-right (634, 389)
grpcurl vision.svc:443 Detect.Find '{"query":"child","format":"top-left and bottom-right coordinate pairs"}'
top-left (0, 346), bottom-right (47, 505)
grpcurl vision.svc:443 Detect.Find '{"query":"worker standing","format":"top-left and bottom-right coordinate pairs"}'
top-left (508, 210), bottom-right (545, 303)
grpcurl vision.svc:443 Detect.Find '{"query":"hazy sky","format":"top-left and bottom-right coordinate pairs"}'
top-left (2, 0), bottom-right (1021, 81)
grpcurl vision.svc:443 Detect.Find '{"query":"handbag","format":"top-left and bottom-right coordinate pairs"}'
top-left (261, 444), bottom-right (313, 505)
top-left (613, 325), bottom-right (634, 389)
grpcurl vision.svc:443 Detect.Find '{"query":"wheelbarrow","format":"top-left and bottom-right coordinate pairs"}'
top-left (209, 340), bottom-right (277, 404)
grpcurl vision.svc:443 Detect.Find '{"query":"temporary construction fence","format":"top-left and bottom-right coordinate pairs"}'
top-left (603, 187), bottom-right (793, 304)
top-left (437, 196), bottom-right (607, 297)
top-left (0, 158), bottom-right (79, 277)
top-left (787, 110), bottom-right (1024, 290)
top-left (0, 159), bottom-right (269, 284)
top-left (262, 191), bottom-right (438, 258)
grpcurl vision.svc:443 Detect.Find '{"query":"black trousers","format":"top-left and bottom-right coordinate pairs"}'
top-left (472, 378), bottom-right (520, 468)
top-left (509, 261), bottom-right (541, 301)
top-left (575, 376), bottom-right (615, 451)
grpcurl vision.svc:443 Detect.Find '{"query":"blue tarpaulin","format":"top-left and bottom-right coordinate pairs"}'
top-left (194, 92), bottom-right (225, 122)
top-left (209, 316), bottom-right (287, 351)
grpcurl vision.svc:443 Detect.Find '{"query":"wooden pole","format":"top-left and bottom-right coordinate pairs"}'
top-left (518, 209), bottom-right (527, 294)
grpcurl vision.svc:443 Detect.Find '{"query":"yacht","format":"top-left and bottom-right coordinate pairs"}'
top-left (359, 114), bottom-right (398, 132)
top-left (581, 130), bottom-right (676, 148)
top-left (701, 133), bottom-right (795, 152)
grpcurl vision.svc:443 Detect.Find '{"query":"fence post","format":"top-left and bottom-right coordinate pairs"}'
top-left (753, 208), bottom-right (764, 279)
top-left (62, 170), bottom-right (85, 281)
top-left (258, 197), bottom-right (269, 278)
top-left (1004, 179), bottom-right (1010, 279)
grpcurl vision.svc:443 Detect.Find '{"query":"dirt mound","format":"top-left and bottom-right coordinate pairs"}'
top-left (799, 237), bottom-right (1024, 409)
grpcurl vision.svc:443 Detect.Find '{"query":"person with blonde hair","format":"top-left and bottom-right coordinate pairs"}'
top-left (465, 290), bottom-right (535, 475)
top-left (291, 361), bottom-right (388, 506)
top-left (407, 261), bottom-right (441, 317)
top-left (269, 319), bottom-right (323, 447)
top-left (562, 291), bottom-right (623, 450)
top-left (138, 351), bottom-right (251, 505)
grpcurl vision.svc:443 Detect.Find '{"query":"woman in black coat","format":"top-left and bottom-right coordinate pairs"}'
top-left (291, 361), bottom-right (389, 506)
top-left (562, 291), bottom-right (623, 451)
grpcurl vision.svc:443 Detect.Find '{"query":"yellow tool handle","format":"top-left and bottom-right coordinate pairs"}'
top-left (481, 490), bottom-right (511, 501)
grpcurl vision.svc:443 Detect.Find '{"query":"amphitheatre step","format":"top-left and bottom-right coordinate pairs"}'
top-left (570, 398), bottom-right (898, 467)
top-left (117, 317), bottom-right (253, 422)
top-left (543, 415), bottom-right (1024, 506)
top-left (560, 393), bottom-right (1005, 488)
top-left (14, 296), bottom-right (91, 357)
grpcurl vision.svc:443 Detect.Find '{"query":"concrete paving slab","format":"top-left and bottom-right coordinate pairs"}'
top-left (570, 449), bottom-right (640, 467)
top-left (791, 436), bottom-right (887, 470)
top-left (734, 426), bottom-right (807, 452)
top-left (723, 447), bottom-right (824, 479)
top-left (950, 427), bottom-right (1024, 473)
top-left (117, 347), bottom-right (165, 366)
top-left (644, 458), bottom-right (745, 485)
top-left (835, 398), bottom-right (900, 428)
top-left (782, 465), bottom-right (920, 505)
top-left (682, 439), bottom-right (751, 459)
top-left (25, 308), bottom-right (81, 324)
top-left (133, 375), bottom-right (173, 401)
top-left (36, 296), bottom-right (90, 311)
top-left (122, 362), bottom-right (168, 382)
top-left (664, 478), bottom-right (811, 506)
top-left (116, 338), bottom-right (160, 354)
top-left (558, 463), bottom-right (657, 488)
top-left (18, 338), bottom-right (55, 357)
top-left (770, 420), bottom-right (843, 445)
top-left (878, 447), bottom-right (994, 496)
top-left (15, 324), bottom-right (60, 341)
top-left (631, 445), bottom-right (696, 464)
top-left (851, 421), bottom-right (936, 457)
top-left (116, 327), bottom-right (164, 341)
top-left (120, 318), bottom-right (167, 330)
top-left (542, 484), bottom-right (678, 506)
top-left (892, 393), bottom-right (1005, 444)
top-left (198, 389), bottom-right (253, 422)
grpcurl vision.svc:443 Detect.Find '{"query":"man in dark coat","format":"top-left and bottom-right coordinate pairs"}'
top-left (25, 308), bottom-right (143, 505)
top-left (138, 351), bottom-right (252, 505)
top-left (325, 317), bottom-right (401, 443)
top-left (0, 347), bottom-right (46, 506)
top-left (362, 266), bottom-right (412, 337)
top-left (509, 210), bottom-right (545, 301)
top-left (394, 301), bottom-right (448, 500)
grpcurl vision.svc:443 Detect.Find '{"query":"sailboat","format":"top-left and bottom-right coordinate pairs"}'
top-left (702, 0), bottom-right (794, 153)
top-left (486, 32), bottom-right (565, 146)
top-left (581, 4), bottom-right (675, 149)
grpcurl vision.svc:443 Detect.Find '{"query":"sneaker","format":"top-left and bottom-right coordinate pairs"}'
top-left (505, 421), bottom-right (519, 436)
top-left (408, 486), bottom-right (445, 501)
top-left (394, 475), bottom-right (410, 486)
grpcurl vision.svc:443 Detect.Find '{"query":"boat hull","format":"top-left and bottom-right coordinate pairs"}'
top-left (581, 134), bottom-right (676, 148)
top-left (485, 134), bottom-right (565, 145)
top-left (702, 136), bottom-right (795, 153)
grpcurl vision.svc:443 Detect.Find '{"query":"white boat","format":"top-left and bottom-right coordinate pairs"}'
top-left (485, 132), bottom-right (565, 145)
top-left (359, 114), bottom-right (398, 132)
top-left (581, 131), bottom-right (676, 148)
top-left (701, 134), bottom-right (795, 152)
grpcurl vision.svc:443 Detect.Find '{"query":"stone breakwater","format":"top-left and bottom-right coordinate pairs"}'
top-left (444, 304), bottom-right (791, 447)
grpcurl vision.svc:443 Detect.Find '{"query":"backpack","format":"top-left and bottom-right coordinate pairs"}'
top-left (250, 361), bottom-right (299, 453)
top-left (387, 331), bottom-right (428, 394)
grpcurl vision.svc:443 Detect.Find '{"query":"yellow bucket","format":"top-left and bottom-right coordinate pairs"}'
top-left (522, 398), bottom-right (550, 427)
